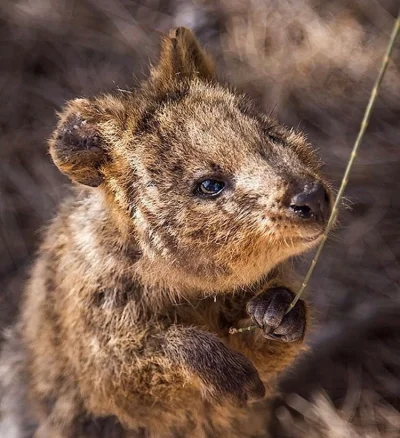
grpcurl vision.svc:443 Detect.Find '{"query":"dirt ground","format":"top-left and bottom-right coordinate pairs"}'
top-left (0, 0), bottom-right (399, 436)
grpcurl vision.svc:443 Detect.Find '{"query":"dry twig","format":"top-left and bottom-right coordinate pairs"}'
top-left (230, 11), bottom-right (400, 336)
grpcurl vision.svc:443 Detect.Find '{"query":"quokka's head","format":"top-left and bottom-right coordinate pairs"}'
top-left (49, 27), bottom-right (332, 292)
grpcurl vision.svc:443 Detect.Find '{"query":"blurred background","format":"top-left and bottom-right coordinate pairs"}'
top-left (0, 0), bottom-right (399, 436)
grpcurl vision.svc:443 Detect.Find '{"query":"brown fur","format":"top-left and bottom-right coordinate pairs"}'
top-left (7, 27), bottom-right (331, 437)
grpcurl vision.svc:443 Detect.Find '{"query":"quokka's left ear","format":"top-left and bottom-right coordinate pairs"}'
top-left (49, 97), bottom-right (125, 187)
top-left (151, 27), bottom-right (215, 87)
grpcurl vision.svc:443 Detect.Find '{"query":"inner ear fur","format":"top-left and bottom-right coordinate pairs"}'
top-left (49, 98), bottom-right (110, 187)
top-left (151, 27), bottom-right (215, 87)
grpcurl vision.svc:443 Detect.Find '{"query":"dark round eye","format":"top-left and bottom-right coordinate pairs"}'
top-left (196, 179), bottom-right (225, 197)
top-left (263, 127), bottom-right (281, 144)
top-left (266, 132), bottom-right (281, 143)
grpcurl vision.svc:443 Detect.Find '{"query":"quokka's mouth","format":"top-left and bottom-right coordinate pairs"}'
top-left (282, 225), bottom-right (326, 245)
top-left (300, 231), bottom-right (324, 243)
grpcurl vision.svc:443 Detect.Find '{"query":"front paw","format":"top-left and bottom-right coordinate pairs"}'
top-left (246, 287), bottom-right (306, 342)
top-left (203, 347), bottom-right (265, 404)
top-left (169, 329), bottom-right (265, 403)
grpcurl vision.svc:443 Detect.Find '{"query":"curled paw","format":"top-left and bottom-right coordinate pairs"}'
top-left (246, 287), bottom-right (306, 342)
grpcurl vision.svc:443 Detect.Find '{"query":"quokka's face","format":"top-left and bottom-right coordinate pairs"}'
top-left (131, 81), bottom-right (332, 283)
top-left (50, 27), bottom-right (332, 290)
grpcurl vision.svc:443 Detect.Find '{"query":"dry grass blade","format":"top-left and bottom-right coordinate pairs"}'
top-left (231, 10), bottom-right (400, 335)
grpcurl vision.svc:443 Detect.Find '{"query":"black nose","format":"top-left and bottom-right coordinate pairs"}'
top-left (289, 182), bottom-right (330, 221)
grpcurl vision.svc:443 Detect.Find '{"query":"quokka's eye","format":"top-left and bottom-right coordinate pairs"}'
top-left (267, 134), bottom-right (280, 143)
top-left (263, 127), bottom-right (281, 144)
top-left (195, 179), bottom-right (225, 198)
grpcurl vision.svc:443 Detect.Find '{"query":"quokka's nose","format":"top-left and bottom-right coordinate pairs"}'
top-left (289, 182), bottom-right (330, 222)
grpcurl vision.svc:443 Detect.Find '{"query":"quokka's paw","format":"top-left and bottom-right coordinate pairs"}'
top-left (203, 347), bottom-right (265, 404)
top-left (246, 287), bottom-right (306, 342)
top-left (179, 330), bottom-right (265, 404)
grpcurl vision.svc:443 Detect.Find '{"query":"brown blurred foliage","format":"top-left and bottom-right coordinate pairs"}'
top-left (0, 0), bottom-right (399, 436)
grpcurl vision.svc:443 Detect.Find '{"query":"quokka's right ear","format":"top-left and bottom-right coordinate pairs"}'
top-left (151, 27), bottom-right (215, 88)
top-left (49, 98), bottom-right (110, 187)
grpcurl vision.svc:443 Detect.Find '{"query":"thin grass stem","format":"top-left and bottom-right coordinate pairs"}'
top-left (231, 12), bottom-right (400, 334)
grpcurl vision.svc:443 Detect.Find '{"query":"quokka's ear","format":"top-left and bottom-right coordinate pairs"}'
top-left (151, 27), bottom-right (215, 86)
top-left (49, 98), bottom-right (110, 187)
